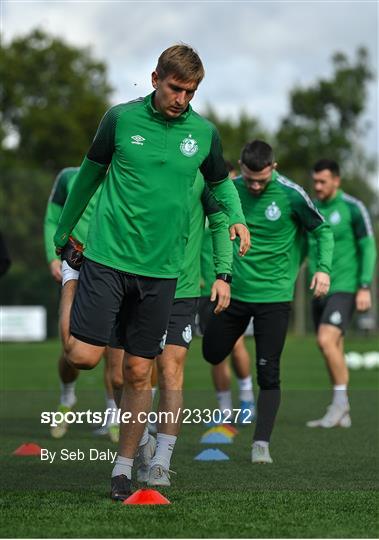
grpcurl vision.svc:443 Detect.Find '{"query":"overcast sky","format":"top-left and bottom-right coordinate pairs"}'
top-left (1, 0), bottom-right (378, 157)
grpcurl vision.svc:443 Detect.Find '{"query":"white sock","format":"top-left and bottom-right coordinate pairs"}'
top-left (216, 390), bottom-right (233, 414)
top-left (105, 397), bottom-right (118, 427)
top-left (332, 385), bottom-right (349, 407)
top-left (60, 382), bottom-right (76, 408)
top-left (139, 426), bottom-right (149, 447)
top-left (62, 260), bottom-right (80, 286)
top-left (150, 433), bottom-right (177, 470)
top-left (112, 456), bottom-right (133, 479)
top-left (106, 397), bottom-right (117, 411)
top-left (253, 440), bottom-right (269, 448)
top-left (238, 376), bottom-right (254, 402)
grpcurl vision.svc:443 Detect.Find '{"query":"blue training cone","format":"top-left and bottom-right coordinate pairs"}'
top-left (194, 448), bottom-right (230, 461)
top-left (200, 432), bottom-right (232, 444)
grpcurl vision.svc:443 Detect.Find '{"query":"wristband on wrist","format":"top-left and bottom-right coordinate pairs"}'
top-left (216, 273), bottom-right (232, 284)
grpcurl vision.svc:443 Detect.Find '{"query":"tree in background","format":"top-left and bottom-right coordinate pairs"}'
top-left (0, 29), bottom-right (112, 334)
top-left (275, 47), bottom-right (375, 205)
top-left (207, 48), bottom-right (377, 334)
top-left (274, 47), bottom-right (377, 333)
top-left (1, 28), bottom-right (112, 172)
top-left (204, 107), bottom-right (269, 168)
top-left (0, 31), bottom-right (376, 336)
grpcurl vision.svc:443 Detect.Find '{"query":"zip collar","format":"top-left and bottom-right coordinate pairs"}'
top-left (144, 92), bottom-right (192, 124)
top-left (318, 189), bottom-right (343, 208)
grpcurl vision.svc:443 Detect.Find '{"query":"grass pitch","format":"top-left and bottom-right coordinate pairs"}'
top-left (1, 335), bottom-right (378, 538)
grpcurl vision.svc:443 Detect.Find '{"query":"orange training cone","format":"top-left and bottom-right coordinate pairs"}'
top-left (13, 443), bottom-right (42, 456)
top-left (123, 488), bottom-right (171, 505)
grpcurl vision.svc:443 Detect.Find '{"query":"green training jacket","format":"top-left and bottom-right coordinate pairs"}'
top-left (175, 171), bottom-right (232, 299)
top-left (231, 171), bottom-right (334, 303)
top-left (54, 93), bottom-right (245, 278)
top-left (308, 189), bottom-right (376, 293)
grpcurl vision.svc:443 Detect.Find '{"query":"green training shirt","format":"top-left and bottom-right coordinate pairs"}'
top-left (200, 225), bottom-right (215, 297)
top-left (175, 172), bottom-right (232, 299)
top-left (44, 168), bottom-right (100, 263)
top-left (54, 93), bottom-right (246, 278)
top-left (231, 171), bottom-right (334, 303)
top-left (308, 189), bottom-right (377, 293)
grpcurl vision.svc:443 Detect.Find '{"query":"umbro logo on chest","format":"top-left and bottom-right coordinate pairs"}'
top-left (131, 135), bottom-right (145, 145)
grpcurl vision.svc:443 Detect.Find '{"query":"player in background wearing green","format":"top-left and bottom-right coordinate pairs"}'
top-left (44, 167), bottom-right (120, 441)
top-left (54, 45), bottom-right (249, 501)
top-left (199, 161), bottom-right (255, 424)
top-left (306, 159), bottom-right (377, 428)
top-left (110, 171), bottom-right (233, 487)
top-left (203, 140), bottom-right (334, 464)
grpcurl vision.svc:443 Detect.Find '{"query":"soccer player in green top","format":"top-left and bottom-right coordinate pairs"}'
top-left (306, 159), bottom-right (377, 429)
top-left (203, 140), bottom-right (334, 464)
top-left (53, 44), bottom-right (249, 500)
top-left (199, 162), bottom-right (255, 424)
top-left (44, 167), bottom-right (119, 441)
top-left (124, 170), bottom-right (233, 487)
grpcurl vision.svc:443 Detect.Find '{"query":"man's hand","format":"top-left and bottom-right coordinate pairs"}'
top-left (49, 259), bottom-right (62, 283)
top-left (229, 223), bottom-right (251, 256)
top-left (210, 279), bottom-right (231, 314)
top-left (356, 288), bottom-right (372, 312)
top-left (310, 271), bottom-right (330, 297)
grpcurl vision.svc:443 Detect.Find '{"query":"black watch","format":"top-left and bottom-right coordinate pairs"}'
top-left (216, 273), bottom-right (232, 284)
top-left (360, 283), bottom-right (370, 290)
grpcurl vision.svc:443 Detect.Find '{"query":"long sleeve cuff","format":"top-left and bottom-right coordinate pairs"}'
top-left (358, 236), bottom-right (377, 285)
top-left (312, 222), bottom-right (334, 274)
top-left (208, 211), bottom-right (233, 275)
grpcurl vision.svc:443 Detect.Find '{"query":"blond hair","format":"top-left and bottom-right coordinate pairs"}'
top-left (156, 44), bottom-right (205, 84)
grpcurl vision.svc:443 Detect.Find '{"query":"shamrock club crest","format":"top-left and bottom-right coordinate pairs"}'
top-left (265, 202), bottom-right (281, 221)
top-left (180, 135), bottom-right (199, 157)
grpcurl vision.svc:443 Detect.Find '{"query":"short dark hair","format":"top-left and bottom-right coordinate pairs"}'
top-left (313, 159), bottom-right (340, 176)
top-left (240, 140), bottom-right (274, 172)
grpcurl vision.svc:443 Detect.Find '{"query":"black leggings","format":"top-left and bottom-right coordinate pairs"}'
top-left (202, 299), bottom-right (291, 442)
top-left (202, 298), bottom-right (291, 390)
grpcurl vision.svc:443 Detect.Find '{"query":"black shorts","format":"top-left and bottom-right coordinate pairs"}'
top-left (202, 298), bottom-right (291, 389)
top-left (71, 258), bottom-right (177, 358)
top-left (162, 298), bottom-right (199, 350)
top-left (197, 296), bottom-right (215, 335)
top-left (312, 292), bottom-right (355, 334)
top-left (197, 296), bottom-right (255, 336)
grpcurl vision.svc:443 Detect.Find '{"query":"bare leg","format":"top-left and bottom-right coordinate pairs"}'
top-left (148, 345), bottom-right (187, 473)
top-left (156, 345), bottom-right (187, 436)
top-left (231, 335), bottom-right (251, 379)
top-left (103, 347), bottom-right (115, 401)
top-left (151, 360), bottom-right (158, 388)
top-left (58, 351), bottom-right (79, 383)
top-left (306, 323), bottom-right (350, 427)
top-left (108, 347), bottom-right (125, 408)
top-left (317, 324), bottom-right (348, 385)
top-left (117, 354), bottom-right (153, 458)
top-left (212, 360), bottom-right (231, 392)
top-left (59, 280), bottom-right (105, 369)
top-left (231, 335), bottom-right (254, 410)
